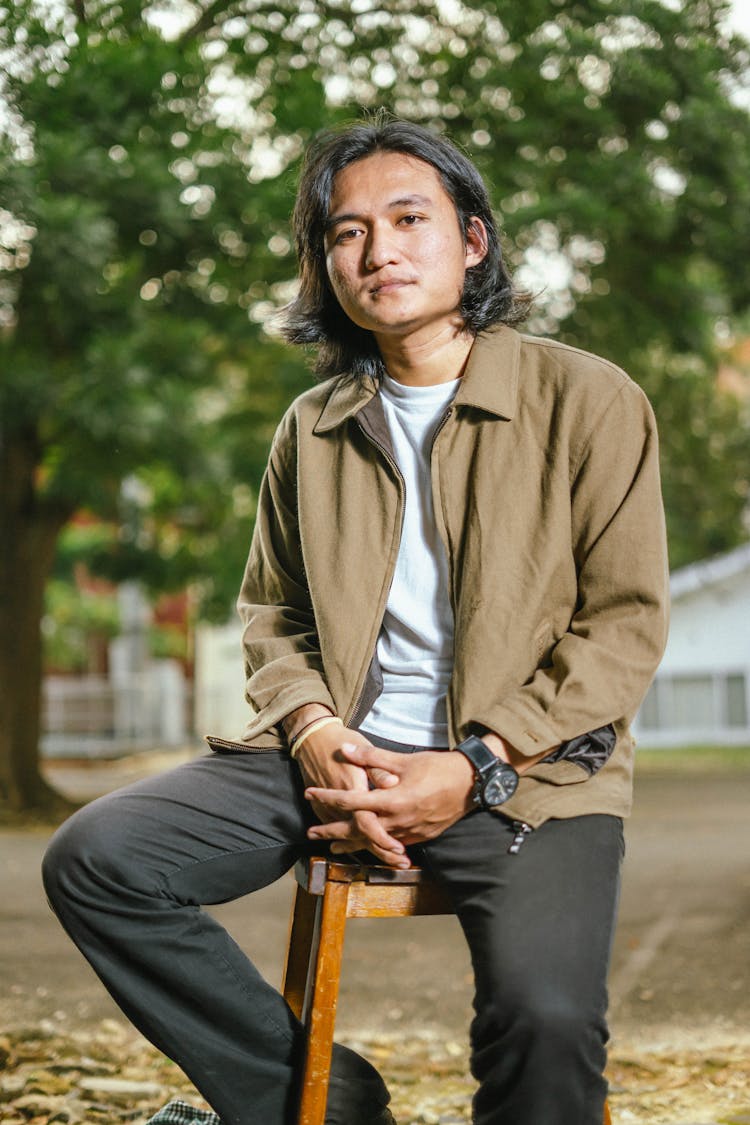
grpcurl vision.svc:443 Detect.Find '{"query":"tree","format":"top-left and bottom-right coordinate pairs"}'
top-left (2, 0), bottom-right (749, 813)
top-left (0, 1), bottom-right (316, 812)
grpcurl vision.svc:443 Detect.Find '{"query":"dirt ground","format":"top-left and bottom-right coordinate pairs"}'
top-left (1, 748), bottom-right (749, 1124)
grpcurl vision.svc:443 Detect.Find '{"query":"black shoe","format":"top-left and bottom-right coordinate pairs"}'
top-left (146, 1046), bottom-right (396, 1125)
top-left (325, 1042), bottom-right (395, 1125)
top-left (326, 1103), bottom-right (396, 1125)
top-left (365, 1108), bottom-right (397, 1125)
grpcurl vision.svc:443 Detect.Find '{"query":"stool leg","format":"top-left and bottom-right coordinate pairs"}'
top-left (296, 878), bottom-right (350, 1125)
top-left (282, 883), bottom-right (319, 1021)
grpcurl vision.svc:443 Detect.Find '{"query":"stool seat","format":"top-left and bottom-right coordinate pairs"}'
top-left (281, 854), bottom-right (612, 1125)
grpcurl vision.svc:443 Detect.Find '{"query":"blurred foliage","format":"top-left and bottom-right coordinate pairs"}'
top-left (148, 621), bottom-right (191, 661)
top-left (0, 0), bottom-right (748, 615)
top-left (42, 578), bottom-right (120, 672)
top-left (43, 521), bottom-right (189, 670)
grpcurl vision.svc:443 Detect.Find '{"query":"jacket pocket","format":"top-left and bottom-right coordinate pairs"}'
top-left (524, 724), bottom-right (618, 785)
top-left (540, 723), bottom-right (617, 776)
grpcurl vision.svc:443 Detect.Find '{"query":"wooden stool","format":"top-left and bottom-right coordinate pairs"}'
top-left (281, 854), bottom-right (612, 1125)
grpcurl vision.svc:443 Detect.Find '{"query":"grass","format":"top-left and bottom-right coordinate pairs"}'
top-left (634, 743), bottom-right (750, 772)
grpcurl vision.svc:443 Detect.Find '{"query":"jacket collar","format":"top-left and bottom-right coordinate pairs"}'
top-left (313, 373), bottom-right (379, 434)
top-left (313, 323), bottom-right (520, 434)
top-left (453, 325), bottom-right (519, 419)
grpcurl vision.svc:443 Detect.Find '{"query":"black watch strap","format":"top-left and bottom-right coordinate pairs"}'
top-left (455, 734), bottom-right (500, 776)
top-left (455, 734), bottom-right (519, 810)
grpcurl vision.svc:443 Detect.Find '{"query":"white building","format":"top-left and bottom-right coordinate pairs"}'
top-left (194, 543), bottom-right (750, 750)
top-left (633, 542), bottom-right (750, 747)
top-left (193, 621), bottom-right (251, 740)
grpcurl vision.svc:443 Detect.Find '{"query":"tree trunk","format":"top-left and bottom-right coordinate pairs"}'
top-left (0, 431), bottom-right (73, 815)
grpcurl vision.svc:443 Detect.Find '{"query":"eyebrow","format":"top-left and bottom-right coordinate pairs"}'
top-left (324, 194), bottom-right (434, 232)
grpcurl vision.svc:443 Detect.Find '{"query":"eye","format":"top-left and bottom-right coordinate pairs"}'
top-left (334, 227), bottom-right (363, 244)
top-left (398, 213), bottom-right (423, 226)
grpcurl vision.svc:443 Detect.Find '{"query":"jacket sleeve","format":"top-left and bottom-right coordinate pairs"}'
top-left (480, 378), bottom-right (669, 758)
top-left (236, 413), bottom-right (337, 733)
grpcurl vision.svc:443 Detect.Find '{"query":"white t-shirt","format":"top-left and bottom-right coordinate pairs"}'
top-left (360, 371), bottom-right (460, 746)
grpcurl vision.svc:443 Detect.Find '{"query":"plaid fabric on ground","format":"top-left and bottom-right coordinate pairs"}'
top-left (145, 1099), bottom-right (222, 1125)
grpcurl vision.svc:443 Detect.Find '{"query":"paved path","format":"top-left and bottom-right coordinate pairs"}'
top-left (2, 754), bottom-right (749, 1050)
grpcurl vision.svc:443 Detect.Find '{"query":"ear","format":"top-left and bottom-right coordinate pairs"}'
top-left (465, 216), bottom-right (489, 268)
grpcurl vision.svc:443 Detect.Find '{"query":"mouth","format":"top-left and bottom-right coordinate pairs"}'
top-left (369, 278), bottom-right (414, 295)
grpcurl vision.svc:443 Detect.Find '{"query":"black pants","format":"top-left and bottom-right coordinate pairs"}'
top-left (42, 743), bottom-right (623, 1125)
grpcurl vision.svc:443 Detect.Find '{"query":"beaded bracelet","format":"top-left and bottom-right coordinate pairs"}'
top-left (289, 716), bottom-right (343, 759)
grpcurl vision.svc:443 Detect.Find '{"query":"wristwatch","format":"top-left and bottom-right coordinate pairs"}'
top-left (455, 734), bottom-right (519, 810)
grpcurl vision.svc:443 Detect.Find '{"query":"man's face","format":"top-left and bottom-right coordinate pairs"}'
top-left (323, 151), bottom-right (487, 343)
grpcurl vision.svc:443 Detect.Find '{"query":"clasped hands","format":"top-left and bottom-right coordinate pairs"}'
top-left (295, 724), bottom-right (475, 869)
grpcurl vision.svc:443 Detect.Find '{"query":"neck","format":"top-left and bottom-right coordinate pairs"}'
top-left (375, 323), bottom-right (476, 387)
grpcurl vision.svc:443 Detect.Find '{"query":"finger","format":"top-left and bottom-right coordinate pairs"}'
top-left (307, 820), bottom-right (354, 841)
top-left (318, 799), bottom-right (412, 868)
top-left (308, 813), bottom-right (404, 857)
top-left (330, 836), bottom-right (368, 853)
top-left (308, 799), bottom-right (351, 826)
top-left (331, 835), bottom-right (411, 867)
top-left (368, 767), bottom-right (400, 789)
top-left (354, 810), bottom-right (405, 855)
top-left (304, 786), bottom-right (382, 812)
top-left (338, 742), bottom-right (405, 773)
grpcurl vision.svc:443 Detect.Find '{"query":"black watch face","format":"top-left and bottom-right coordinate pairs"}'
top-left (483, 767), bottom-right (518, 807)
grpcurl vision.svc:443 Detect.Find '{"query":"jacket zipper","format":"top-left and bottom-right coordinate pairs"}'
top-left (428, 404), bottom-right (455, 737)
top-left (348, 678), bottom-right (375, 731)
top-left (508, 820), bottom-right (533, 855)
top-left (346, 416), bottom-right (407, 728)
top-left (348, 404), bottom-right (456, 731)
top-left (204, 735), bottom-right (280, 754)
top-left (430, 405), bottom-right (454, 452)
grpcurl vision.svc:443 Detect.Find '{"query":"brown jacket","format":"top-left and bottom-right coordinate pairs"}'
top-left (231, 325), bottom-right (669, 827)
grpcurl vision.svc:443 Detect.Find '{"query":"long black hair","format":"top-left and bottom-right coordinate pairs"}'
top-left (280, 114), bottom-right (532, 381)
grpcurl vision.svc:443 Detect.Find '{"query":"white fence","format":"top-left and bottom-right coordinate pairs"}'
top-left (42, 662), bottom-right (194, 758)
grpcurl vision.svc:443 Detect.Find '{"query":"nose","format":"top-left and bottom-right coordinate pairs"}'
top-left (364, 224), bottom-right (399, 271)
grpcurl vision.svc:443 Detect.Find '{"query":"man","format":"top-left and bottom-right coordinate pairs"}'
top-left (43, 118), bottom-right (669, 1125)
